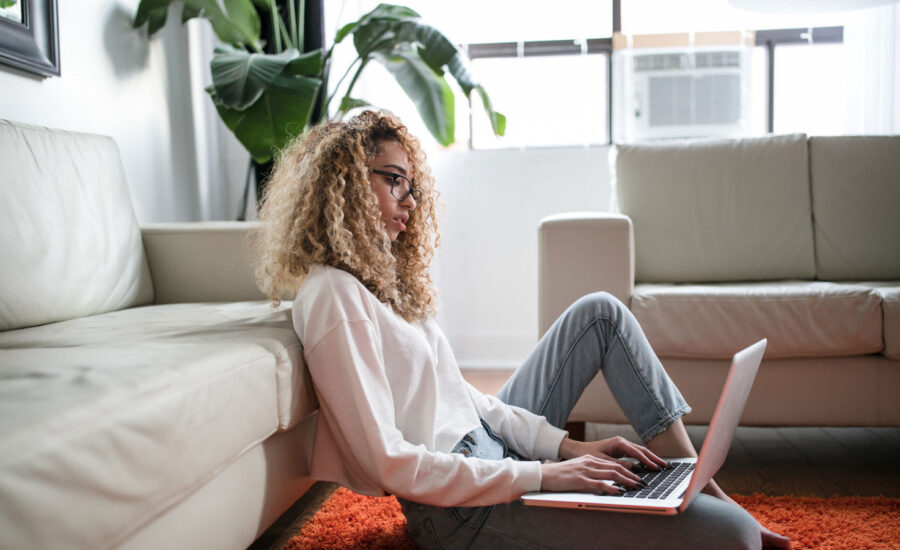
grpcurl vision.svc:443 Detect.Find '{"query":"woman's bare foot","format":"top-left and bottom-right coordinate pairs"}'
top-left (703, 481), bottom-right (791, 549)
top-left (645, 420), bottom-right (790, 549)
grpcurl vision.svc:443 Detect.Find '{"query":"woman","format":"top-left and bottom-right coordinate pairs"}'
top-left (255, 111), bottom-right (789, 549)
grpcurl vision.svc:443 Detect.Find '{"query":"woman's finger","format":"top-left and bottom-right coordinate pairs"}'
top-left (626, 444), bottom-right (670, 469)
top-left (584, 456), bottom-right (643, 486)
top-left (610, 439), bottom-right (669, 469)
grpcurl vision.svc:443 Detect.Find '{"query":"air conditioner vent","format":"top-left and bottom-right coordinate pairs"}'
top-left (695, 50), bottom-right (741, 69)
top-left (634, 53), bottom-right (688, 72)
top-left (648, 73), bottom-right (741, 126)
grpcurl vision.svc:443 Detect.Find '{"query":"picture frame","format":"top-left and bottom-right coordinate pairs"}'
top-left (0, 0), bottom-right (59, 77)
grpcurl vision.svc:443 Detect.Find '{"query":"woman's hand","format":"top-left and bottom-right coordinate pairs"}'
top-left (540, 454), bottom-right (645, 493)
top-left (540, 436), bottom-right (670, 494)
top-left (558, 436), bottom-right (670, 470)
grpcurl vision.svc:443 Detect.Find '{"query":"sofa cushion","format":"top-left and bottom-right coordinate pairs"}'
top-left (631, 281), bottom-right (883, 359)
top-left (0, 121), bottom-right (153, 331)
top-left (0, 301), bottom-right (312, 549)
top-left (810, 136), bottom-right (900, 280)
top-left (614, 134), bottom-right (815, 283)
top-left (854, 282), bottom-right (900, 360)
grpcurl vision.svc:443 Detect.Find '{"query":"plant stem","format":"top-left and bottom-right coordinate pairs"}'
top-left (278, 17), bottom-right (292, 49)
top-left (337, 58), bottom-right (369, 113)
top-left (269, 0), bottom-right (281, 52)
top-left (288, 0), bottom-right (298, 50)
top-left (324, 55), bottom-right (362, 112)
top-left (316, 56), bottom-right (330, 119)
top-left (297, 0), bottom-right (306, 51)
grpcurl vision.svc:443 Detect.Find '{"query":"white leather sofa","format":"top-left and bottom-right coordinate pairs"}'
top-left (540, 134), bottom-right (900, 427)
top-left (0, 120), bottom-right (317, 549)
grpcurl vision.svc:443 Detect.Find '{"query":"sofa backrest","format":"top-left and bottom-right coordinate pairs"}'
top-left (0, 120), bottom-right (154, 331)
top-left (809, 136), bottom-right (900, 280)
top-left (613, 133), bottom-right (815, 283)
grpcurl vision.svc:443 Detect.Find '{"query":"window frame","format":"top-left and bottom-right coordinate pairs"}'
top-left (461, 0), bottom-right (844, 147)
top-left (465, 38), bottom-right (613, 148)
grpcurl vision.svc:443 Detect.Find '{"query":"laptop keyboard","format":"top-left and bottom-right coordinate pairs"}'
top-left (614, 461), bottom-right (694, 499)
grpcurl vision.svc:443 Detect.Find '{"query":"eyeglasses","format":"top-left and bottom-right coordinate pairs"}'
top-left (373, 169), bottom-right (422, 203)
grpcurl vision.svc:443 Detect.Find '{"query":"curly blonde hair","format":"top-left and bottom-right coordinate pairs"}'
top-left (254, 110), bottom-right (440, 322)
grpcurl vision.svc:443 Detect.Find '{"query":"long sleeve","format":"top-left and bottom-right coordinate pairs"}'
top-left (465, 383), bottom-right (568, 461)
top-left (303, 317), bottom-right (544, 507)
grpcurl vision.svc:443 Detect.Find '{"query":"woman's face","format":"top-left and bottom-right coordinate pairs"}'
top-left (368, 140), bottom-right (417, 242)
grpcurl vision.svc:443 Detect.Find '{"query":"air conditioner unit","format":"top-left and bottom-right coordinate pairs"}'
top-left (614, 47), bottom-right (753, 142)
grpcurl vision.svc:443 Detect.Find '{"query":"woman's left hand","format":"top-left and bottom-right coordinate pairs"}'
top-left (558, 436), bottom-right (670, 471)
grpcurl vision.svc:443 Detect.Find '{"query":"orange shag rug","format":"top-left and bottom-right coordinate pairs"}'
top-left (285, 488), bottom-right (900, 550)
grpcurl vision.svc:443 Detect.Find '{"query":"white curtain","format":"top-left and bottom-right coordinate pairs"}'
top-left (843, 2), bottom-right (900, 134)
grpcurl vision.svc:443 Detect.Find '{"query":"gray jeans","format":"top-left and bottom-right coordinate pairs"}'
top-left (399, 292), bottom-right (761, 550)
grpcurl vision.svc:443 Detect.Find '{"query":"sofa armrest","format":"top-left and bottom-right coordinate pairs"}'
top-left (141, 222), bottom-right (267, 304)
top-left (538, 212), bottom-right (634, 335)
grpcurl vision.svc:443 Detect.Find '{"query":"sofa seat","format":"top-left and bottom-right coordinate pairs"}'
top-left (0, 301), bottom-right (314, 550)
top-left (631, 281), bottom-right (890, 360)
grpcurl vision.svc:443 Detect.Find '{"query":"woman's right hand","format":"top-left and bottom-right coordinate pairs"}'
top-left (540, 455), bottom-right (646, 494)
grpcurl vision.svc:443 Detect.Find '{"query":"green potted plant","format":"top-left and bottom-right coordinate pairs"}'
top-left (133, 0), bottom-right (505, 202)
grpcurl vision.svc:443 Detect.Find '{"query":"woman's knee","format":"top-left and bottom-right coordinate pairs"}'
top-left (568, 291), bottom-right (629, 323)
top-left (685, 495), bottom-right (761, 550)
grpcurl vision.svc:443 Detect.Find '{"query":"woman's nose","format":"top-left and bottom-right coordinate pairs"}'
top-left (401, 193), bottom-right (417, 210)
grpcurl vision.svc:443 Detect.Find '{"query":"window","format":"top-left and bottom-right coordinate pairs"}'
top-left (324, 0), bottom-right (614, 150)
top-left (326, 1), bottom-right (897, 149)
top-left (470, 49), bottom-right (610, 148)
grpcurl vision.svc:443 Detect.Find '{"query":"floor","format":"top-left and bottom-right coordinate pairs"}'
top-left (249, 424), bottom-right (900, 550)
top-left (249, 367), bottom-right (900, 549)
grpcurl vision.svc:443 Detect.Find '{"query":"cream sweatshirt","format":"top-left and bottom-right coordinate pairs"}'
top-left (291, 265), bottom-right (567, 507)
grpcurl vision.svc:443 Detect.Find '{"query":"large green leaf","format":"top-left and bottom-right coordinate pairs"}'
top-left (375, 47), bottom-right (454, 146)
top-left (335, 3), bottom-right (420, 45)
top-left (220, 0), bottom-right (260, 44)
top-left (190, 0), bottom-right (261, 49)
top-left (134, 0), bottom-right (261, 50)
top-left (354, 17), bottom-right (454, 71)
top-left (338, 97), bottom-right (373, 112)
top-left (210, 46), bottom-right (301, 110)
top-left (447, 55), bottom-right (506, 136)
top-left (409, 24), bottom-right (457, 74)
top-left (352, 19), bottom-right (394, 59)
top-left (387, 20), bottom-right (504, 136)
top-left (475, 85), bottom-right (506, 137)
top-left (349, 10), bottom-right (505, 141)
top-left (209, 59), bottom-right (321, 164)
top-left (133, 0), bottom-right (173, 35)
top-left (286, 49), bottom-right (324, 77)
top-left (207, 47), bottom-right (322, 163)
top-left (182, 3), bottom-right (202, 21)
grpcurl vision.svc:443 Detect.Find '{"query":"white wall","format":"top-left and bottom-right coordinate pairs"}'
top-left (0, 0), bottom-right (612, 369)
top-left (430, 145), bottom-right (613, 369)
top-left (0, 0), bottom-right (198, 223)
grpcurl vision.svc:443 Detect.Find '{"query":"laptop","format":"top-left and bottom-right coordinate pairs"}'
top-left (521, 338), bottom-right (766, 515)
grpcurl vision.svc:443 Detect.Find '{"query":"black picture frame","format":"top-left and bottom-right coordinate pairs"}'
top-left (0, 0), bottom-right (59, 77)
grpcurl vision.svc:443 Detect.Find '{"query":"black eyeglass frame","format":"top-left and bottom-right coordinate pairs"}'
top-left (372, 169), bottom-right (422, 202)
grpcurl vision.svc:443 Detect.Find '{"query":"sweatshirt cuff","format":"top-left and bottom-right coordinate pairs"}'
top-left (512, 459), bottom-right (544, 495)
top-left (533, 423), bottom-right (569, 460)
